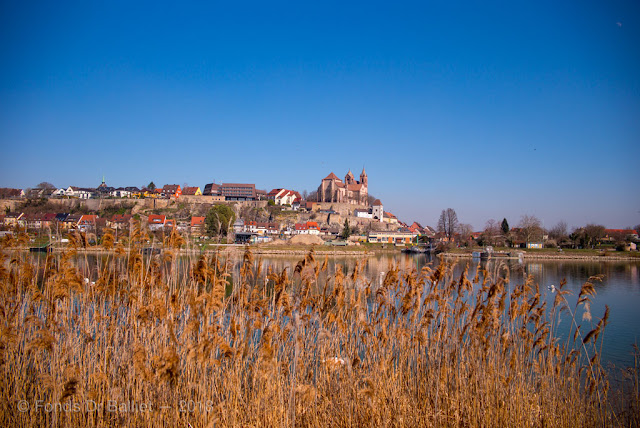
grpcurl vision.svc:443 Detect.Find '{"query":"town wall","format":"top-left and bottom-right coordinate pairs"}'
top-left (313, 202), bottom-right (368, 216)
top-left (1, 197), bottom-right (268, 214)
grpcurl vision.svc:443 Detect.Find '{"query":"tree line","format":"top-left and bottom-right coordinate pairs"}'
top-left (437, 208), bottom-right (640, 249)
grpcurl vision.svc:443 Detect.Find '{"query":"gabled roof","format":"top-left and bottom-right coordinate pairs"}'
top-left (182, 186), bottom-right (201, 195)
top-left (323, 172), bottom-right (340, 181)
top-left (163, 184), bottom-right (180, 192)
top-left (79, 214), bottom-right (98, 224)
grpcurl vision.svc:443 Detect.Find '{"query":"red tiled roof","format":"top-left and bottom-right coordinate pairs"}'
top-left (347, 184), bottom-right (362, 191)
top-left (372, 199), bottom-right (382, 206)
top-left (604, 229), bottom-right (637, 235)
top-left (79, 215), bottom-right (98, 223)
top-left (148, 214), bottom-right (166, 224)
top-left (323, 172), bottom-right (340, 181)
top-left (182, 186), bottom-right (200, 195)
top-left (163, 184), bottom-right (180, 192)
top-left (191, 216), bottom-right (205, 227)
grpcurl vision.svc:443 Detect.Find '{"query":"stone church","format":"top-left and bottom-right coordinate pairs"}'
top-left (318, 168), bottom-right (368, 205)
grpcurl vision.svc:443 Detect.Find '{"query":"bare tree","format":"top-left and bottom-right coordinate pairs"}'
top-left (438, 208), bottom-right (459, 240)
top-left (518, 214), bottom-right (543, 244)
top-left (458, 223), bottom-right (473, 245)
top-left (583, 224), bottom-right (606, 248)
top-left (549, 220), bottom-right (568, 241)
top-left (483, 219), bottom-right (500, 245)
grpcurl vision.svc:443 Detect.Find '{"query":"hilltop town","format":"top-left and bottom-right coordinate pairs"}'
top-left (0, 169), bottom-right (437, 247)
top-left (1, 169), bottom-right (639, 253)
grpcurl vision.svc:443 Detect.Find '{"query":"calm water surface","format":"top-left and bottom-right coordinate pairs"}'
top-left (242, 253), bottom-right (640, 369)
top-left (47, 251), bottom-right (640, 369)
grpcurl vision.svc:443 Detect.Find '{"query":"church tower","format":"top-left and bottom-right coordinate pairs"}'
top-left (360, 167), bottom-right (368, 187)
top-left (345, 170), bottom-right (356, 185)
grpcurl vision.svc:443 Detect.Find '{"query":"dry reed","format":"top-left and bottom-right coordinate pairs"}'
top-left (0, 226), bottom-right (635, 427)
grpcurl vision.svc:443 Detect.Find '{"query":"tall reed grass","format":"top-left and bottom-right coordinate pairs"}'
top-left (0, 225), bottom-right (637, 426)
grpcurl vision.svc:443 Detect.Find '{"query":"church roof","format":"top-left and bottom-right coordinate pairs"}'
top-left (372, 199), bottom-right (382, 206)
top-left (323, 172), bottom-right (340, 181)
top-left (347, 184), bottom-right (362, 191)
top-left (361, 167), bottom-right (367, 176)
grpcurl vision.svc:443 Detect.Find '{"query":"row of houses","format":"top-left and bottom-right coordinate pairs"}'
top-left (0, 212), bottom-right (129, 232)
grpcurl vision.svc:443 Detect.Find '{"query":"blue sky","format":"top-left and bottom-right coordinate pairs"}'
top-left (1, 1), bottom-right (638, 230)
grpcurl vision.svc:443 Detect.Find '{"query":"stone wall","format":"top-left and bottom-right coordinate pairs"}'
top-left (0, 197), bottom-right (268, 214)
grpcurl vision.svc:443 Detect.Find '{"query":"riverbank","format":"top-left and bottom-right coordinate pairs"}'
top-left (441, 249), bottom-right (640, 262)
top-left (6, 243), bottom-right (400, 257)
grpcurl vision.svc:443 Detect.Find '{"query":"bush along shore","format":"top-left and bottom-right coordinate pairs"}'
top-left (1, 227), bottom-right (639, 426)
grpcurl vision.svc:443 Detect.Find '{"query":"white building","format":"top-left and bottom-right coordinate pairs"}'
top-left (372, 199), bottom-right (384, 222)
top-left (354, 209), bottom-right (373, 219)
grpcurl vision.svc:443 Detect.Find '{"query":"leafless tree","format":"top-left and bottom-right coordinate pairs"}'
top-left (518, 214), bottom-right (543, 243)
top-left (483, 219), bottom-right (500, 245)
top-left (458, 223), bottom-right (473, 244)
top-left (438, 208), bottom-right (459, 240)
top-left (549, 220), bottom-right (568, 241)
top-left (584, 224), bottom-right (606, 248)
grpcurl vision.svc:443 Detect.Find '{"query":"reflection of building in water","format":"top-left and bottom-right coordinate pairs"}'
top-left (631, 265), bottom-right (638, 285)
top-left (526, 263), bottom-right (543, 277)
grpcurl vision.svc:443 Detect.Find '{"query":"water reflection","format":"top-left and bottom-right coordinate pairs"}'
top-left (30, 251), bottom-right (640, 368)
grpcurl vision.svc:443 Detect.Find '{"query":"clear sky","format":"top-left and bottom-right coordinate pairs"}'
top-left (1, 1), bottom-right (638, 230)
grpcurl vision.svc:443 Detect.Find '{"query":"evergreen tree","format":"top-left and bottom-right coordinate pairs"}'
top-left (147, 182), bottom-right (156, 191)
top-left (341, 218), bottom-right (351, 239)
top-left (501, 218), bottom-right (510, 235)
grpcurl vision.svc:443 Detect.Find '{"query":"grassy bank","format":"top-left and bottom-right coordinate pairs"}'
top-left (443, 247), bottom-right (640, 261)
top-left (1, 227), bottom-right (638, 426)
